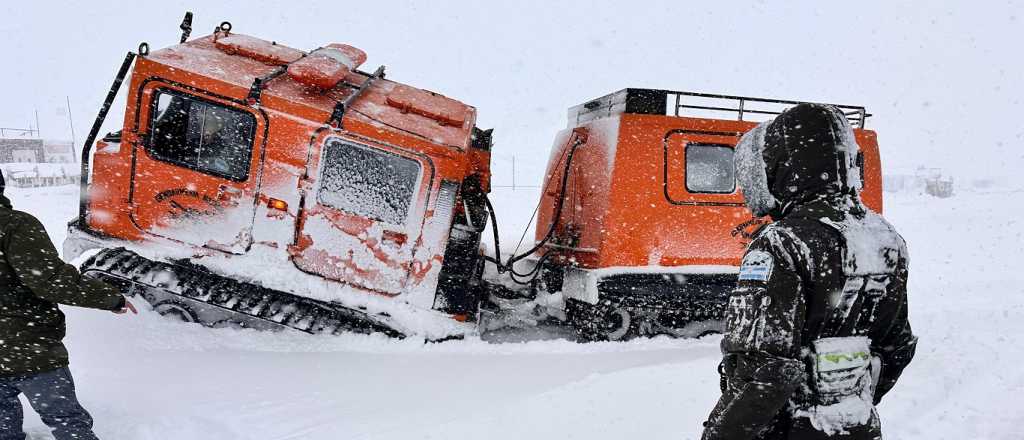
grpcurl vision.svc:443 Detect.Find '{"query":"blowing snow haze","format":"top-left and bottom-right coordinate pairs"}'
top-left (1, 0), bottom-right (1021, 184)
top-left (1, 2), bottom-right (1023, 439)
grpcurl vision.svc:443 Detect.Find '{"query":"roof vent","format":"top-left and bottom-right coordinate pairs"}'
top-left (287, 44), bottom-right (367, 90)
top-left (385, 87), bottom-right (469, 127)
top-left (213, 34), bottom-right (304, 65)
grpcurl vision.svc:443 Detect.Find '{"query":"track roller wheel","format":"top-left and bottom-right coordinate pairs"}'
top-left (568, 299), bottom-right (636, 342)
top-left (598, 307), bottom-right (633, 341)
top-left (152, 300), bottom-right (198, 323)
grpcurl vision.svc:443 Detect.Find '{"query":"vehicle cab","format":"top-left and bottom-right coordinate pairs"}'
top-left (67, 27), bottom-right (493, 323)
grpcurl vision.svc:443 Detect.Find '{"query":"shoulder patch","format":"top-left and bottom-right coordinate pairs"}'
top-left (739, 250), bottom-right (774, 282)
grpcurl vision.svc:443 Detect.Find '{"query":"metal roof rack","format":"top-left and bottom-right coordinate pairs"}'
top-left (569, 88), bottom-right (871, 129)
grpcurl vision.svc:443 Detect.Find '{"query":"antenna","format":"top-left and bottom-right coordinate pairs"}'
top-left (179, 11), bottom-right (194, 43)
top-left (66, 96), bottom-right (77, 162)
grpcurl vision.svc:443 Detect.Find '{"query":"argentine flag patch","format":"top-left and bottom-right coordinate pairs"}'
top-left (739, 250), bottom-right (773, 282)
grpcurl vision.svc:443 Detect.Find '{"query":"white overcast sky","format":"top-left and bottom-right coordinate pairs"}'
top-left (1, 0), bottom-right (1020, 184)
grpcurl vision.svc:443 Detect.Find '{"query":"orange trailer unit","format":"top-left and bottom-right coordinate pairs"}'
top-left (532, 89), bottom-right (881, 339)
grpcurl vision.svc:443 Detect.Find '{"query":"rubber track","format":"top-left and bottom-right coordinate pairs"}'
top-left (568, 292), bottom-right (726, 341)
top-left (81, 248), bottom-right (403, 337)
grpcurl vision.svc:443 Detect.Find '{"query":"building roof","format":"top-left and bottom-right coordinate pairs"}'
top-left (0, 138), bottom-right (43, 149)
top-left (43, 140), bottom-right (73, 155)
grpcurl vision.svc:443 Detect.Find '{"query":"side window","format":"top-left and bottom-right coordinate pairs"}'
top-left (317, 139), bottom-right (421, 225)
top-left (686, 144), bottom-right (736, 193)
top-left (149, 90), bottom-right (256, 181)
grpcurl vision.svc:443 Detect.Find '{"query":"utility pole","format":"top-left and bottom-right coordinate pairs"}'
top-left (66, 96), bottom-right (77, 162)
top-left (35, 109), bottom-right (41, 138)
top-left (512, 155), bottom-right (516, 191)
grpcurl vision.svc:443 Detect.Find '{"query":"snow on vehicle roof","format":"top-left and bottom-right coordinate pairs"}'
top-left (145, 34), bottom-right (477, 149)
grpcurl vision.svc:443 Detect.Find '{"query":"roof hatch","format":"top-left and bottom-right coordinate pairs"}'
top-left (214, 34), bottom-right (304, 66)
top-left (287, 44), bottom-right (367, 90)
top-left (386, 87), bottom-right (470, 127)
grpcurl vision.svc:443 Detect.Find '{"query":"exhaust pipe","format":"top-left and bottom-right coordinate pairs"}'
top-left (78, 51), bottom-right (136, 224)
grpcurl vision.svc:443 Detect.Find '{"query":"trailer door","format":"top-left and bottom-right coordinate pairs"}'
top-left (664, 132), bottom-right (745, 206)
top-left (130, 86), bottom-right (265, 254)
top-left (662, 130), bottom-right (761, 254)
top-left (291, 135), bottom-right (431, 295)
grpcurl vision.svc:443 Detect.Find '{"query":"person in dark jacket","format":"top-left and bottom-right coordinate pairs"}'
top-left (701, 103), bottom-right (917, 440)
top-left (0, 173), bottom-right (136, 440)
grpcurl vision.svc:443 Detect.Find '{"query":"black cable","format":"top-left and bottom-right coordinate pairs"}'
top-left (511, 251), bottom-right (549, 277)
top-left (511, 195), bottom-right (542, 257)
top-left (504, 134), bottom-right (585, 267)
top-left (483, 194), bottom-right (504, 272)
top-left (507, 251), bottom-right (552, 285)
top-left (480, 131), bottom-right (585, 286)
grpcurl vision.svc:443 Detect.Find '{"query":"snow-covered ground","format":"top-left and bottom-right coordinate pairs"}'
top-left (12, 184), bottom-right (1024, 439)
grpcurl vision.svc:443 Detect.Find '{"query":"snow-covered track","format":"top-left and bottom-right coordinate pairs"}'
top-left (80, 247), bottom-right (403, 337)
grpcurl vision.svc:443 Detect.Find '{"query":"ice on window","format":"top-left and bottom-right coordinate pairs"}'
top-left (686, 144), bottom-right (735, 193)
top-left (317, 139), bottom-right (421, 225)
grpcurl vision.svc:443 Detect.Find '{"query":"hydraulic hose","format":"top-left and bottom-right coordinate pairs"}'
top-left (482, 131), bottom-right (586, 283)
top-left (482, 194), bottom-right (503, 269)
top-left (504, 133), bottom-right (585, 267)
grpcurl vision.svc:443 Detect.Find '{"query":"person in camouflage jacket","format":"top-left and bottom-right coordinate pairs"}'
top-left (701, 103), bottom-right (917, 440)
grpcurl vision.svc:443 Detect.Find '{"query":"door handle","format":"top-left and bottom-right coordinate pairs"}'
top-left (381, 230), bottom-right (407, 246)
top-left (218, 185), bottom-right (243, 195)
top-left (216, 185), bottom-right (243, 206)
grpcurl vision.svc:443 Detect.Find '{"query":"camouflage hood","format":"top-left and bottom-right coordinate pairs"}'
top-left (735, 103), bottom-right (864, 219)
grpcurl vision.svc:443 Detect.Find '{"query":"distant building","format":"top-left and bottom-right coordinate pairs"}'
top-left (0, 138), bottom-right (81, 187)
top-left (0, 138), bottom-right (77, 163)
top-left (43, 140), bottom-right (76, 163)
top-left (0, 138), bottom-right (45, 163)
top-left (883, 167), bottom-right (954, 198)
top-left (1, 163), bottom-right (80, 188)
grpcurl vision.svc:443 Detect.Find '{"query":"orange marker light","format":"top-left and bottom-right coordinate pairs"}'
top-left (268, 198), bottom-right (288, 211)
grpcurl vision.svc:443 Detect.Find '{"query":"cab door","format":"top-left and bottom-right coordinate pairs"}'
top-left (290, 134), bottom-right (432, 295)
top-left (129, 85), bottom-right (265, 254)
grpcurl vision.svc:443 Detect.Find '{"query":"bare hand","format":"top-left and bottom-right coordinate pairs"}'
top-left (114, 298), bottom-right (138, 315)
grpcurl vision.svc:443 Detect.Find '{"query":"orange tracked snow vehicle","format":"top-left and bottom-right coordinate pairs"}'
top-left (65, 14), bottom-right (883, 340)
top-left (65, 17), bottom-right (495, 336)
top-left (531, 89), bottom-right (881, 340)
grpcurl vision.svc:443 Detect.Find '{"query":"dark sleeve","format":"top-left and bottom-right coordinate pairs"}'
top-left (4, 213), bottom-right (124, 311)
top-left (872, 244), bottom-right (917, 404)
top-left (703, 227), bottom-right (808, 440)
